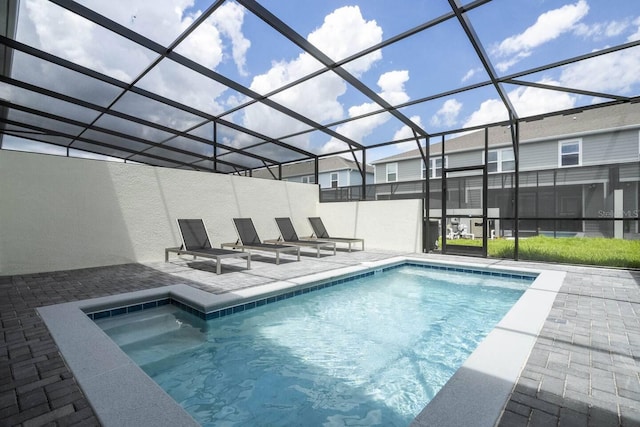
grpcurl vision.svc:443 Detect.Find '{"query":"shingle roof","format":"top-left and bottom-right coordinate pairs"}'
top-left (372, 103), bottom-right (640, 164)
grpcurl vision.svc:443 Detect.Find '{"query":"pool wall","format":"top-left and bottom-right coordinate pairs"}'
top-left (37, 257), bottom-right (564, 427)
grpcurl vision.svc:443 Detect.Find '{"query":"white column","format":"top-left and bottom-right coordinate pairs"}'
top-left (614, 189), bottom-right (623, 239)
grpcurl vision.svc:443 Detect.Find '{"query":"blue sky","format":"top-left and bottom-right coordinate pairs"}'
top-left (5, 0), bottom-right (640, 164)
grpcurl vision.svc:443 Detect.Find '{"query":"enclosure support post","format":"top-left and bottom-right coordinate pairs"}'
top-left (440, 135), bottom-right (447, 254)
top-left (482, 127), bottom-right (488, 258)
top-left (361, 149), bottom-right (367, 201)
top-left (413, 130), bottom-right (429, 252)
top-left (513, 120), bottom-right (520, 261)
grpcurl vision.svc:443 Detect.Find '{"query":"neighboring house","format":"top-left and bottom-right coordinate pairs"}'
top-left (253, 155), bottom-right (374, 189)
top-left (371, 103), bottom-right (640, 238)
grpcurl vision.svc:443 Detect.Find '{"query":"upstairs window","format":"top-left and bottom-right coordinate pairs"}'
top-left (419, 157), bottom-right (447, 178)
top-left (502, 149), bottom-right (515, 171)
top-left (487, 150), bottom-right (498, 173)
top-left (386, 163), bottom-right (398, 182)
top-left (330, 172), bottom-right (339, 188)
top-left (560, 139), bottom-right (581, 167)
top-left (431, 157), bottom-right (446, 178)
top-left (487, 148), bottom-right (515, 173)
top-left (302, 175), bottom-right (315, 184)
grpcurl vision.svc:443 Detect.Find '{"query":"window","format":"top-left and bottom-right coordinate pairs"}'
top-left (421, 161), bottom-right (426, 179)
top-left (431, 157), bottom-right (446, 178)
top-left (502, 149), bottom-right (515, 171)
top-left (386, 163), bottom-right (397, 182)
top-left (420, 157), bottom-right (447, 178)
top-left (330, 172), bottom-right (339, 188)
top-left (559, 139), bottom-right (581, 167)
top-left (301, 175), bottom-right (315, 184)
top-left (486, 148), bottom-right (514, 173)
top-left (487, 150), bottom-right (498, 173)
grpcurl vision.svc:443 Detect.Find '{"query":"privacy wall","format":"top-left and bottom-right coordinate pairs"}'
top-left (317, 199), bottom-right (423, 254)
top-left (0, 151), bottom-right (320, 275)
top-left (0, 151), bottom-right (424, 275)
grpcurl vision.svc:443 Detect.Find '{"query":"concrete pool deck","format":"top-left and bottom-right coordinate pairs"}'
top-left (1, 250), bottom-right (639, 426)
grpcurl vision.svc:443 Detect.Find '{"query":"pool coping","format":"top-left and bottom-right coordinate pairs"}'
top-left (36, 256), bottom-right (564, 427)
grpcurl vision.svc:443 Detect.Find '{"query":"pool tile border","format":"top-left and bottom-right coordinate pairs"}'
top-left (85, 262), bottom-right (536, 322)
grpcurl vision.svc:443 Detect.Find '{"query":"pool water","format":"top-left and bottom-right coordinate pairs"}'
top-left (96, 265), bottom-right (532, 426)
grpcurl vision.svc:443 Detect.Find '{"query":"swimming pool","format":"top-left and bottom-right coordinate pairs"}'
top-left (94, 264), bottom-right (535, 426)
top-left (37, 257), bottom-right (564, 427)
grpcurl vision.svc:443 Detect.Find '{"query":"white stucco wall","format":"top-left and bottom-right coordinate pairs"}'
top-left (0, 151), bottom-right (428, 275)
top-left (0, 151), bottom-right (319, 275)
top-left (317, 199), bottom-right (423, 253)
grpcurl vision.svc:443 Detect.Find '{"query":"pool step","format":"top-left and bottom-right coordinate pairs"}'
top-left (96, 306), bottom-right (203, 347)
top-left (119, 327), bottom-right (206, 368)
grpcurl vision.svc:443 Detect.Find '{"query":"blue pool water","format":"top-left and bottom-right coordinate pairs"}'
top-left (96, 265), bottom-right (533, 426)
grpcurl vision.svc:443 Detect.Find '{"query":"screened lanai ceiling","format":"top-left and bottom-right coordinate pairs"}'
top-left (1, 0), bottom-right (639, 173)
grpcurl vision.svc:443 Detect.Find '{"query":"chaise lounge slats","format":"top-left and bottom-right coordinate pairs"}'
top-left (165, 219), bottom-right (251, 274)
top-left (270, 217), bottom-right (336, 257)
top-left (221, 218), bottom-right (300, 264)
top-left (307, 217), bottom-right (364, 252)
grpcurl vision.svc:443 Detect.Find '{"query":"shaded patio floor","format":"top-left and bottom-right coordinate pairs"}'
top-left (1, 250), bottom-right (639, 426)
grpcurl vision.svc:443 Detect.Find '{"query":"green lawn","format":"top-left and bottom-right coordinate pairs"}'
top-left (444, 236), bottom-right (640, 269)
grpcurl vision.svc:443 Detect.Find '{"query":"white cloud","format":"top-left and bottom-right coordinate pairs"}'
top-left (464, 80), bottom-right (576, 128)
top-left (20, 0), bottom-right (248, 119)
top-left (467, 39), bottom-right (640, 128)
top-left (430, 99), bottom-right (462, 127)
top-left (251, 55), bottom-right (346, 126)
top-left (559, 48), bottom-right (640, 95)
top-left (574, 18), bottom-right (632, 40)
top-left (240, 6), bottom-right (384, 152)
top-left (464, 98), bottom-right (509, 128)
top-left (68, 0), bottom-right (250, 75)
top-left (377, 70), bottom-right (410, 104)
top-left (496, 52), bottom-right (531, 73)
top-left (392, 116), bottom-right (425, 152)
top-left (462, 67), bottom-right (483, 83)
top-left (24, 0), bottom-right (147, 82)
top-left (208, 2), bottom-right (251, 75)
top-left (320, 70), bottom-right (410, 153)
top-left (308, 6), bottom-right (383, 76)
top-left (493, 0), bottom-right (589, 72)
top-left (628, 17), bottom-right (640, 42)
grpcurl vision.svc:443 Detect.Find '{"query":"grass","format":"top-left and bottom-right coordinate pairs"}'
top-left (444, 236), bottom-right (640, 269)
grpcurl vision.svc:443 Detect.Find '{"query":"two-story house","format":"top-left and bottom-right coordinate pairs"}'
top-left (371, 103), bottom-right (640, 239)
top-left (253, 155), bottom-right (374, 189)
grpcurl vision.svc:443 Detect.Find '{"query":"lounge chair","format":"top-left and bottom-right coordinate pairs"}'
top-left (449, 219), bottom-right (475, 240)
top-left (165, 219), bottom-right (251, 274)
top-left (221, 218), bottom-right (300, 264)
top-left (307, 217), bottom-right (364, 252)
top-left (268, 217), bottom-right (336, 257)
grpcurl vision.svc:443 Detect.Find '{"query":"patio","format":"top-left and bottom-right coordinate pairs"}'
top-left (1, 250), bottom-right (639, 426)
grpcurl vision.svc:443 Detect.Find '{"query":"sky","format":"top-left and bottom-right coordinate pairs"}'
top-left (3, 0), bottom-right (640, 166)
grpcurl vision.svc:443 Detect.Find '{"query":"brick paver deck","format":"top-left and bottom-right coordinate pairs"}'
top-left (1, 251), bottom-right (639, 426)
